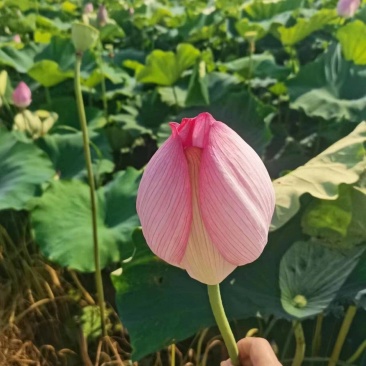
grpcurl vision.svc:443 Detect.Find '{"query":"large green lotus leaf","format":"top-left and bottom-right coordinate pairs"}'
top-left (43, 97), bottom-right (106, 130)
top-left (28, 60), bottom-right (74, 87)
top-left (137, 90), bottom-right (172, 127)
top-left (243, 0), bottom-right (303, 20)
top-left (0, 43), bottom-right (45, 73)
top-left (277, 9), bottom-right (337, 46)
top-left (287, 44), bottom-right (366, 122)
top-left (180, 87), bottom-right (274, 155)
top-left (224, 53), bottom-right (290, 81)
top-left (279, 240), bottom-right (364, 319)
top-left (113, 216), bottom-right (303, 361)
top-left (301, 184), bottom-right (366, 249)
top-left (271, 122), bottom-right (366, 231)
top-left (82, 62), bottom-right (126, 88)
top-left (336, 20), bottom-right (366, 65)
top-left (136, 43), bottom-right (200, 86)
top-left (34, 36), bottom-right (76, 71)
top-left (0, 129), bottom-right (54, 211)
top-left (31, 168), bottom-right (141, 272)
top-left (37, 131), bottom-right (112, 180)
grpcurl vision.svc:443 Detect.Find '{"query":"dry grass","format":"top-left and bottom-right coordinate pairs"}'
top-left (0, 215), bottom-right (131, 366)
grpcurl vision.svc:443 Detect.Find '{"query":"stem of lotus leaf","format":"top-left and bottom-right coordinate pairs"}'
top-left (207, 284), bottom-right (239, 366)
top-left (74, 53), bottom-right (106, 337)
top-left (328, 305), bottom-right (357, 366)
top-left (292, 320), bottom-right (305, 366)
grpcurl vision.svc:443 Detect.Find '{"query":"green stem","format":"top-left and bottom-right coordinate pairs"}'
top-left (172, 86), bottom-right (179, 113)
top-left (207, 284), bottom-right (239, 366)
top-left (2, 97), bottom-right (14, 124)
top-left (292, 320), bottom-right (305, 366)
top-left (74, 53), bottom-right (106, 337)
top-left (45, 87), bottom-right (52, 105)
top-left (328, 305), bottom-right (357, 366)
top-left (170, 343), bottom-right (176, 366)
top-left (97, 42), bottom-right (108, 122)
top-left (312, 313), bottom-right (324, 359)
top-left (347, 339), bottom-right (366, 364)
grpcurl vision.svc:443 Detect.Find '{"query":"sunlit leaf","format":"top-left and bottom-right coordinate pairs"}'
top-left (271, 122), bottom-right (366, 231)
top-left (28, 60), bottom-right (74, 87)
top-left (337, 20), bottom-right (366, 65)
top-left (136, 43), bottom-right (200, 86)
top-left (243, 0), bottom-right (303, 20)
top-left (278, 9), bottom-right (337, 46)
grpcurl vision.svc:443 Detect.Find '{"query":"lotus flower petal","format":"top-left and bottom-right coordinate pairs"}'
top-left (180, 147), bottom-right (236, 284)
top-left (199, 121), bottom-right (275, 265)
top-left (136, 135), bottom-right (191, 266)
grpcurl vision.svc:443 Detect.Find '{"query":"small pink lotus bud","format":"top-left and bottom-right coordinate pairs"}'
top-left (97, 4), bottom-right (108, 26)
top-left (137, 113), bottom-right (275, 285)
top-left (337, 0), bottom-right (360, 17)
top-left (129, 7), bottom-right (134, 15)
top-left (12, 82), bottom-right (32, 108)
top-left (13, 34), bottom-right (21, 43)
top-left (83, 2), bottom-right (93, 14)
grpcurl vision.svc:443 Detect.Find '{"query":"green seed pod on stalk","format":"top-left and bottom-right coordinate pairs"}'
top-left (71, 22), bottom-right (99, 53)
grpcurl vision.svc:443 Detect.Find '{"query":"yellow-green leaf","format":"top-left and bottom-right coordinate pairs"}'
top-left (28, 60), bottom-right (73, 87)
top-left (136, 44), bottom-right (200, 86)
top-left (278, 9), bottom-right (337, 46)
top-left (337, 20), bottom-right (366, 65)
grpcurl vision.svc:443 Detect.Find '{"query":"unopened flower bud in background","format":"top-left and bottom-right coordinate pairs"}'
top-left (12, 82), bottom-right (31, 108)
top-left (83, 2), bottom-right (94, 14)
top-left (337, 0), bottom-right (360, 17)
top-left (13, 34), bottom-right (21, 43)
top-left (97, 4), bottom-right (108, 26)
top-left (13, 109), bottom-right (58, 139)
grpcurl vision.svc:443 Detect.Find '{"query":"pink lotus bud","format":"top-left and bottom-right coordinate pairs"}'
top-left (129, 7), bottom-right (134, 15)
top-left (84, 2), bottom-right (93, 14)
top-left (137, 113), bottom-right (275, 285)
top-left (337, 0), bottom-right (360, 17)
top-left (12, 82), bottom-right (32, 108)
top-left (97, 4), bottom-right (108, 26)
top-left (13, 34), bottom-right (21, 43)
